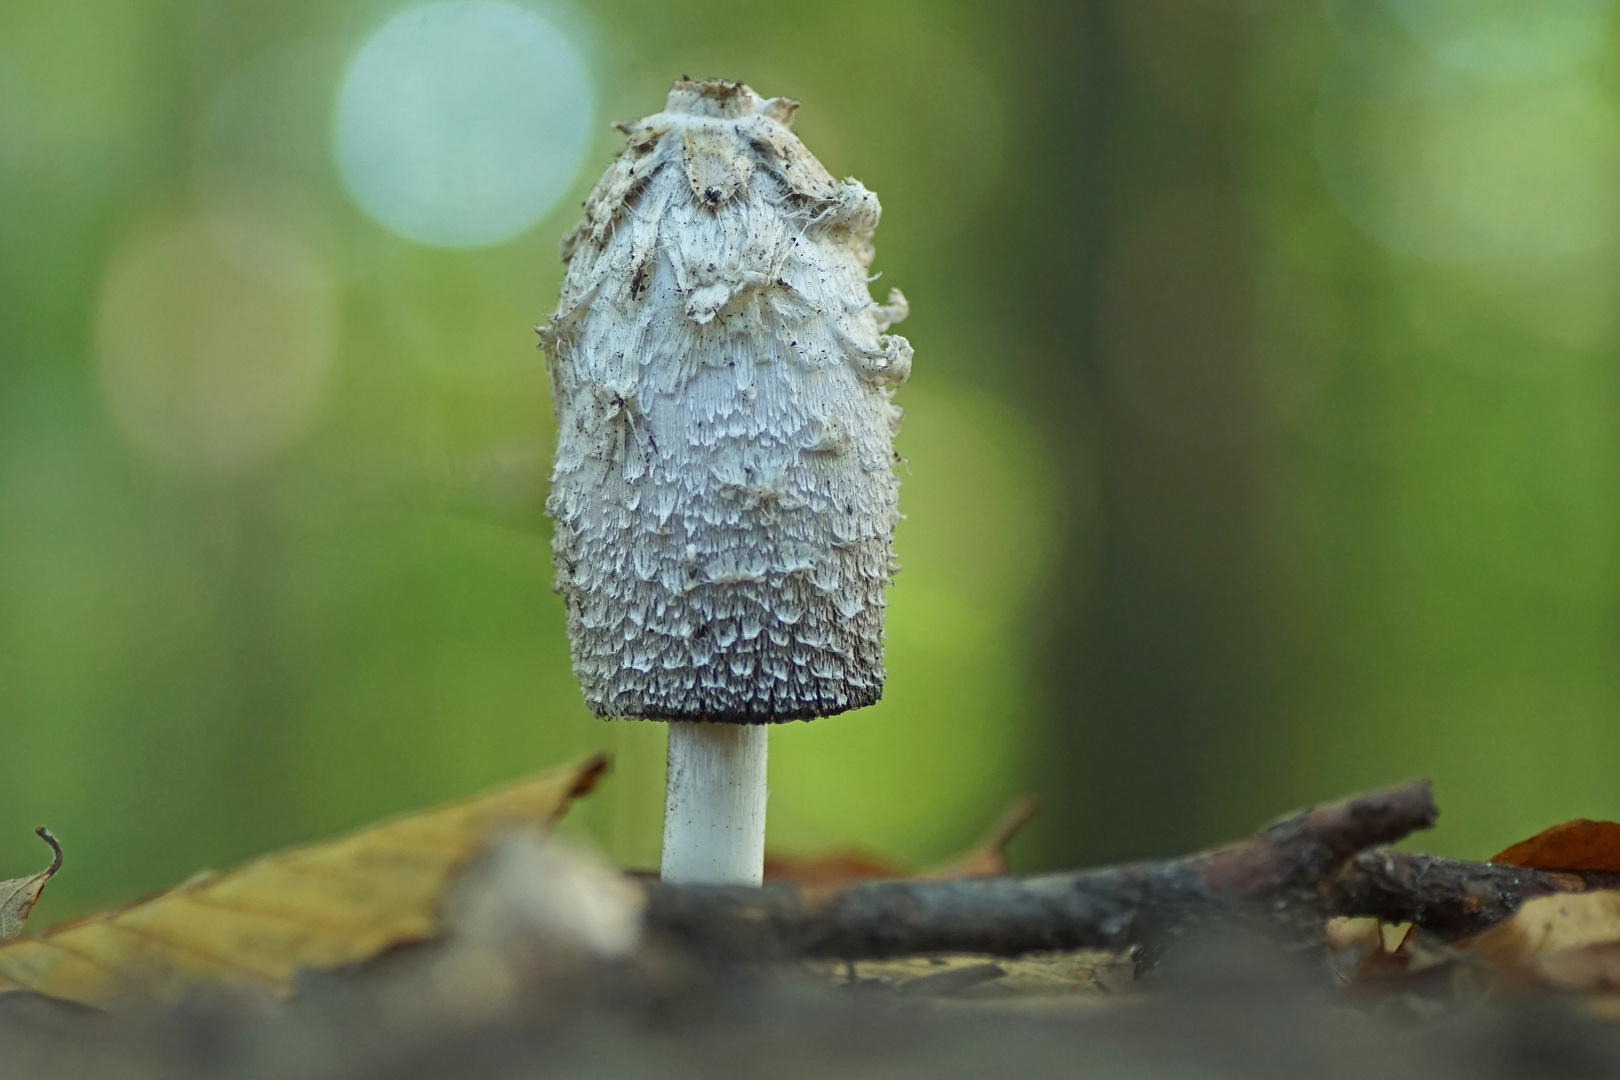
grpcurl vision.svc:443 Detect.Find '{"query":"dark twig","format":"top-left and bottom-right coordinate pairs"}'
top-left (1331, 850), bottom-right (1620, 941)
top-left (646, 781), bottom-right (1439, 960)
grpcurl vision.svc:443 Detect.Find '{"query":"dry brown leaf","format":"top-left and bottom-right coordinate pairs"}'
top-left (0, 755), bottom-right (607, 1009)
top-left (923, 796), bottom-right (1040, 880)
top-left (1490, 819), bottom-right (1620, 871)
top-left (1474, 889), bottom-right (1620, 991)
top-left (0, 829), bottom-right (62, 941)
top-left (764, 795), bottom-right (1038, 885)
top-left (762, 851), bottom-right (905, 884)
top-left (1531, 943), bottom-right (1620, 993)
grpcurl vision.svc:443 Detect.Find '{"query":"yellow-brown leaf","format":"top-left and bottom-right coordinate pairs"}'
top-left (0, 755), bottom-right (606, 1009)
top-left (1475, 889), bottom-right (1620, 990)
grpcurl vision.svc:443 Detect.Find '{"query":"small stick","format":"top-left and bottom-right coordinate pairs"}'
top-left (1331, 850), bottom-right (1620, 940)
top-left (646, 781), bottom-right (1439, 960)
top-left (661, 723), bottom-right (768, 886)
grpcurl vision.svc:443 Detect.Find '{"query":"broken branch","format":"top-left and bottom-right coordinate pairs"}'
top-left (1331, 850), bottom-right (1620, 941)
top-left (646, 781), bottom-right (1439, 960)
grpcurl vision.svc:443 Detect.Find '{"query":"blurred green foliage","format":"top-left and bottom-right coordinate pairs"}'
top-left (2, 0), bottom-right (1619, 924)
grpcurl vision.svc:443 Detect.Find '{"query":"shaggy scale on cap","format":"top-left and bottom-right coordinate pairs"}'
top-left (542, 79), bottom-right (912, 723)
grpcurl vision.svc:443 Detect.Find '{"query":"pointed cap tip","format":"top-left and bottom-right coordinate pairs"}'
top-left (665, 79), bottom-right (798, 125)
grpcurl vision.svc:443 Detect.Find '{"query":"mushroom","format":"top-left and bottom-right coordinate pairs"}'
top-left (541, 79), bottom-right (911, 885)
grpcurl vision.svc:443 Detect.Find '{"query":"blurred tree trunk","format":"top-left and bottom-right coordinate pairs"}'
top-left (1029, 0), bottom-right (1268, 865)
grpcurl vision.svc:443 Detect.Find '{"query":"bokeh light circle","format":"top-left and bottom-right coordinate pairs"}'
top-left (1316, 56), bottom-right (1620, 265)
top-left (1423, 77), bottom-right (1620, 258)
top-left (96, 214), bottom-right (337, 478)
top-left (1383, 0), bottom-right (1614, 79)
top-left (333, 1), bottom-right (593, 248)
top-left (1315, 58), bottom-right (1480, 262)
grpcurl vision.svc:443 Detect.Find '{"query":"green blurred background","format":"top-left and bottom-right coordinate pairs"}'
top-left (4, 0), bottom-right (1620, 919)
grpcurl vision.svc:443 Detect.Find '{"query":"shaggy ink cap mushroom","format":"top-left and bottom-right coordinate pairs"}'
top-left (542, 79), bottom-right (912, 726)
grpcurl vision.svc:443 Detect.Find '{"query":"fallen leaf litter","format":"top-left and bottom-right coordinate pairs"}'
top-left (5, 761), bottom-right (1620, 1077)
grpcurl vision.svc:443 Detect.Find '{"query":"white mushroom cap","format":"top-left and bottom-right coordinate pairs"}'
top-left (543, 80), bottom-right (911, 723)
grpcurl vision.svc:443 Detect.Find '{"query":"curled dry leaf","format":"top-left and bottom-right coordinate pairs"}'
top-left (0, 756), bottom-right (607, 1009)
top-left (0, 829), bottom-right (62, 941)
top-left (1490, 819), bottom-right (1620, 872)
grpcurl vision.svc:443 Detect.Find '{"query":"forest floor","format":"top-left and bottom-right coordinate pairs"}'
top-left (3, 921), bottom-right (1617, 1080)
top-left (3, 760), bottom-right (1620, 1078)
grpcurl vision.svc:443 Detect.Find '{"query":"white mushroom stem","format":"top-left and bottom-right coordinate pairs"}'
top-left (660, 722), bottom-right (768, 885)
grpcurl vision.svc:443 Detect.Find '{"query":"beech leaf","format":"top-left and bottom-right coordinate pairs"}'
top-left (762, 850), bottom-right (906, 885)
top-left (0, 755), bottom-right (606, 1009)
top-left (0, 829), bottom-right (62, 941)
top-left (1490, 819), bottom-right (1620, 872)
top-left (923, 796), bottom-right (1040, 880)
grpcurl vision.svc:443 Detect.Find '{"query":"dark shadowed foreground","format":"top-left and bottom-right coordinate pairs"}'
top-left (0, 832), bottom-right (1617, 1080)
top-left (0, 924), bottom-right (1615, 1080)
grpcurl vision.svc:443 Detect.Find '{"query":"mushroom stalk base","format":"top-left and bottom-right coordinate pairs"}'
top-left (660, 722), bottom-right (768, 886)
